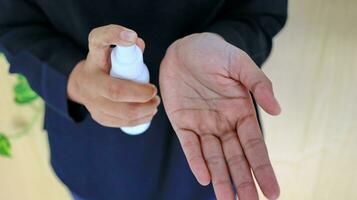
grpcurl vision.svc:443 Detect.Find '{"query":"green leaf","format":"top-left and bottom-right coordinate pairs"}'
top-left (0, 133), bottom-right (11, 157)
top-left (14, 75), bottom-right (38, 104)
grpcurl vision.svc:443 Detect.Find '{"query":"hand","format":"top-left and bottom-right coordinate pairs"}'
top-left (67, 25), bottom-right (160, 127)
top-left (159, 33), bottom-right (281, 200)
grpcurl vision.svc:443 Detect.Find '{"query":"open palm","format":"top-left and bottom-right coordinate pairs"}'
top-left (160, 33), bottom-right (281, 200)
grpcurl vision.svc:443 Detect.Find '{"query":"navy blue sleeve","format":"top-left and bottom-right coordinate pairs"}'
top-left (206, 0), bottom-right (288, 66)
top-left (0, 0), bottom-right (87, 121)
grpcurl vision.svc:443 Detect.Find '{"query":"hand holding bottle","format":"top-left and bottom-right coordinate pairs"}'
top-left (111, 44), bottom-right (152, 135)
top-left (67, 25), bottom-right (160, 128)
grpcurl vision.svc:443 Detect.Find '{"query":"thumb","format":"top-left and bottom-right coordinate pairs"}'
top-left (229, 49), bottom-right (281, 115)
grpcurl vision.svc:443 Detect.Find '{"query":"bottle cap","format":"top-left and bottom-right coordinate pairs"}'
top-left (112, 45), bottom-right (141, 64)
top-left (110, 44), bottom-right (146, 81)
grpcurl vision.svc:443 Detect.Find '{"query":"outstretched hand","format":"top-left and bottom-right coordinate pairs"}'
top-left (159, 33), bottom-right (281, 200)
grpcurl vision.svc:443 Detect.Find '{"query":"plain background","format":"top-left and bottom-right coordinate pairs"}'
top-left (1, 0), bottom-right (356, 199)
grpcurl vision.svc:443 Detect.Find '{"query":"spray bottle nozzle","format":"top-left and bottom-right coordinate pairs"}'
top-left (112, 45), bottom-right (140, 64)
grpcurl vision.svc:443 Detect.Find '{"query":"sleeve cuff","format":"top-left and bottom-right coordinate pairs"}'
top-left (205, 21), bottom-right (248, 53)
top-left (205, 20), bottom-right (270, 66)
top-left (42, 63), bottom-right (88, 122)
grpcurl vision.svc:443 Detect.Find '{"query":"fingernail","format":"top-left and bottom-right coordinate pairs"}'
top-left (121, 30), bottom-right (137, 42)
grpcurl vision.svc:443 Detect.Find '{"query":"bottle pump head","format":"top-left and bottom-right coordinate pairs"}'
top-left (112, 45), bottom-right (142, 64)
top-left (110, 44), bottom-right (147, 81)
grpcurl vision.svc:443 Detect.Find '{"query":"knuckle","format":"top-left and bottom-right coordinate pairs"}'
top-left (126, 107), bottom-right (140, 119)
top-left (205, 155), bottom-right (224, 167)
top-left (107, 24), bottom-right (116, 29)
top-left (147, 105), bottom-right (158, 115)
top-left (253, 163), bottom-right (271, 175)
top-left (251, 80), bottom-right (264, 93)
top-left (182, 140), bottom-right (200, 150)
top-left (84, 103), bottom-right (95, 113)
top-left (220, 132), bottom-right (236, 144)
top-left (213, 179), bottom-right (231, 187)
top-left (197, 122), bottom-right (211, 134)
top-left (88, 28), bottom-right (98, 45)
top-left (237, 113), bottom-right (255, 128)
top-left (201, 135), bottom-right (218, 146)
top-left (151, 96), bottom-right (160, 105)
top-left (243, 138), bottom-right (264, 150)
top-left (236, 180), bottom-right (255, 190)
top-left (107, 24), bottom-right (121, 31)
top-left (106, 24), bottom-right (124, 37)
top-left (90, 112), bottom-right (104, 125)
top-left (151, 108), bottom-right (158, 116)
top-left (107, 83), bottom-right (122, 100)
top-left (226, 154), bottom-right (246, 167)
top-left (89, 111), bottom-right (97, 120)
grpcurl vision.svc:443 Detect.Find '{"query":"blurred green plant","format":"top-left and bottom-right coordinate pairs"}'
top-left (0, 133), bottom-right (11, 157)
top-left (14, 75), bottom-right (38, 104)
top-left (0, 54), bottom-right (41, 158)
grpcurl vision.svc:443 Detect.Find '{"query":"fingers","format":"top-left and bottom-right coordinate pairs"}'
top-left (86, 90), bottom-right (159, 128)
top-left (229, 50), bottom-right (281, 115)
top-left (93, 71), bottom-right (157, 102)
top-left (201, 135), bottom-right (235, 200)
top-left (236, 110), bottom-right (280, 200)
top-left (91, 110), bottom-right (155, 128)
top-left (221, 132), bottom-right (259, 200)
top-left (176, 129), bottom-right (210, 186)
top-left (98, 96), bottom-right (160, 119)
top-left (87, 24), bottom-right (139, 67)
top-left (88, 24), bottom-right (137, 49)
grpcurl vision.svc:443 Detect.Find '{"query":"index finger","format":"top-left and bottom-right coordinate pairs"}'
top-left (92, 71), bottom-right (157, 103)
top-left (229, 49), bottom-right (281, 115)
top-left (89, 24), bottom-right (137, 49)
top-left (87, 24), bottom-right (138, 66)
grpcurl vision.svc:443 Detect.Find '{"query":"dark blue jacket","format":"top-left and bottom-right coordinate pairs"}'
top-left (0, 0), bottom-right (287, 199)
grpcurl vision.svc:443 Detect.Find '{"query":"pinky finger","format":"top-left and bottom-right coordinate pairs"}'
top-left (177, 129), bottom-right (211, 186)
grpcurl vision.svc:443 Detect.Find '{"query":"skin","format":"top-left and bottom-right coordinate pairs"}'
top-left (67, 25), bottom-right (160, 127)
top-left (159, 33), bottom-right (281, 200)
top-left (68, 25), bottom-right (281, 200)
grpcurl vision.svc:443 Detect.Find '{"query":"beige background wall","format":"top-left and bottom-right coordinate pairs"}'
top-left (0, 60), bottom-right (71, 199)
top-left (0, 0), bottom-right (356, 199)
top-left (262, 0), bottom-right (357, 199)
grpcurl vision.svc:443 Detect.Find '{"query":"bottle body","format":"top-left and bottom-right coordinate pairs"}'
top-left (110, 64), bottom-right (149, 84)
top-left (110, 45), bottom-right (151, 135)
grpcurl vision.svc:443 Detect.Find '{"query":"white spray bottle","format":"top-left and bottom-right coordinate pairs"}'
top-left (110, 44), bottom-right (150, 135)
